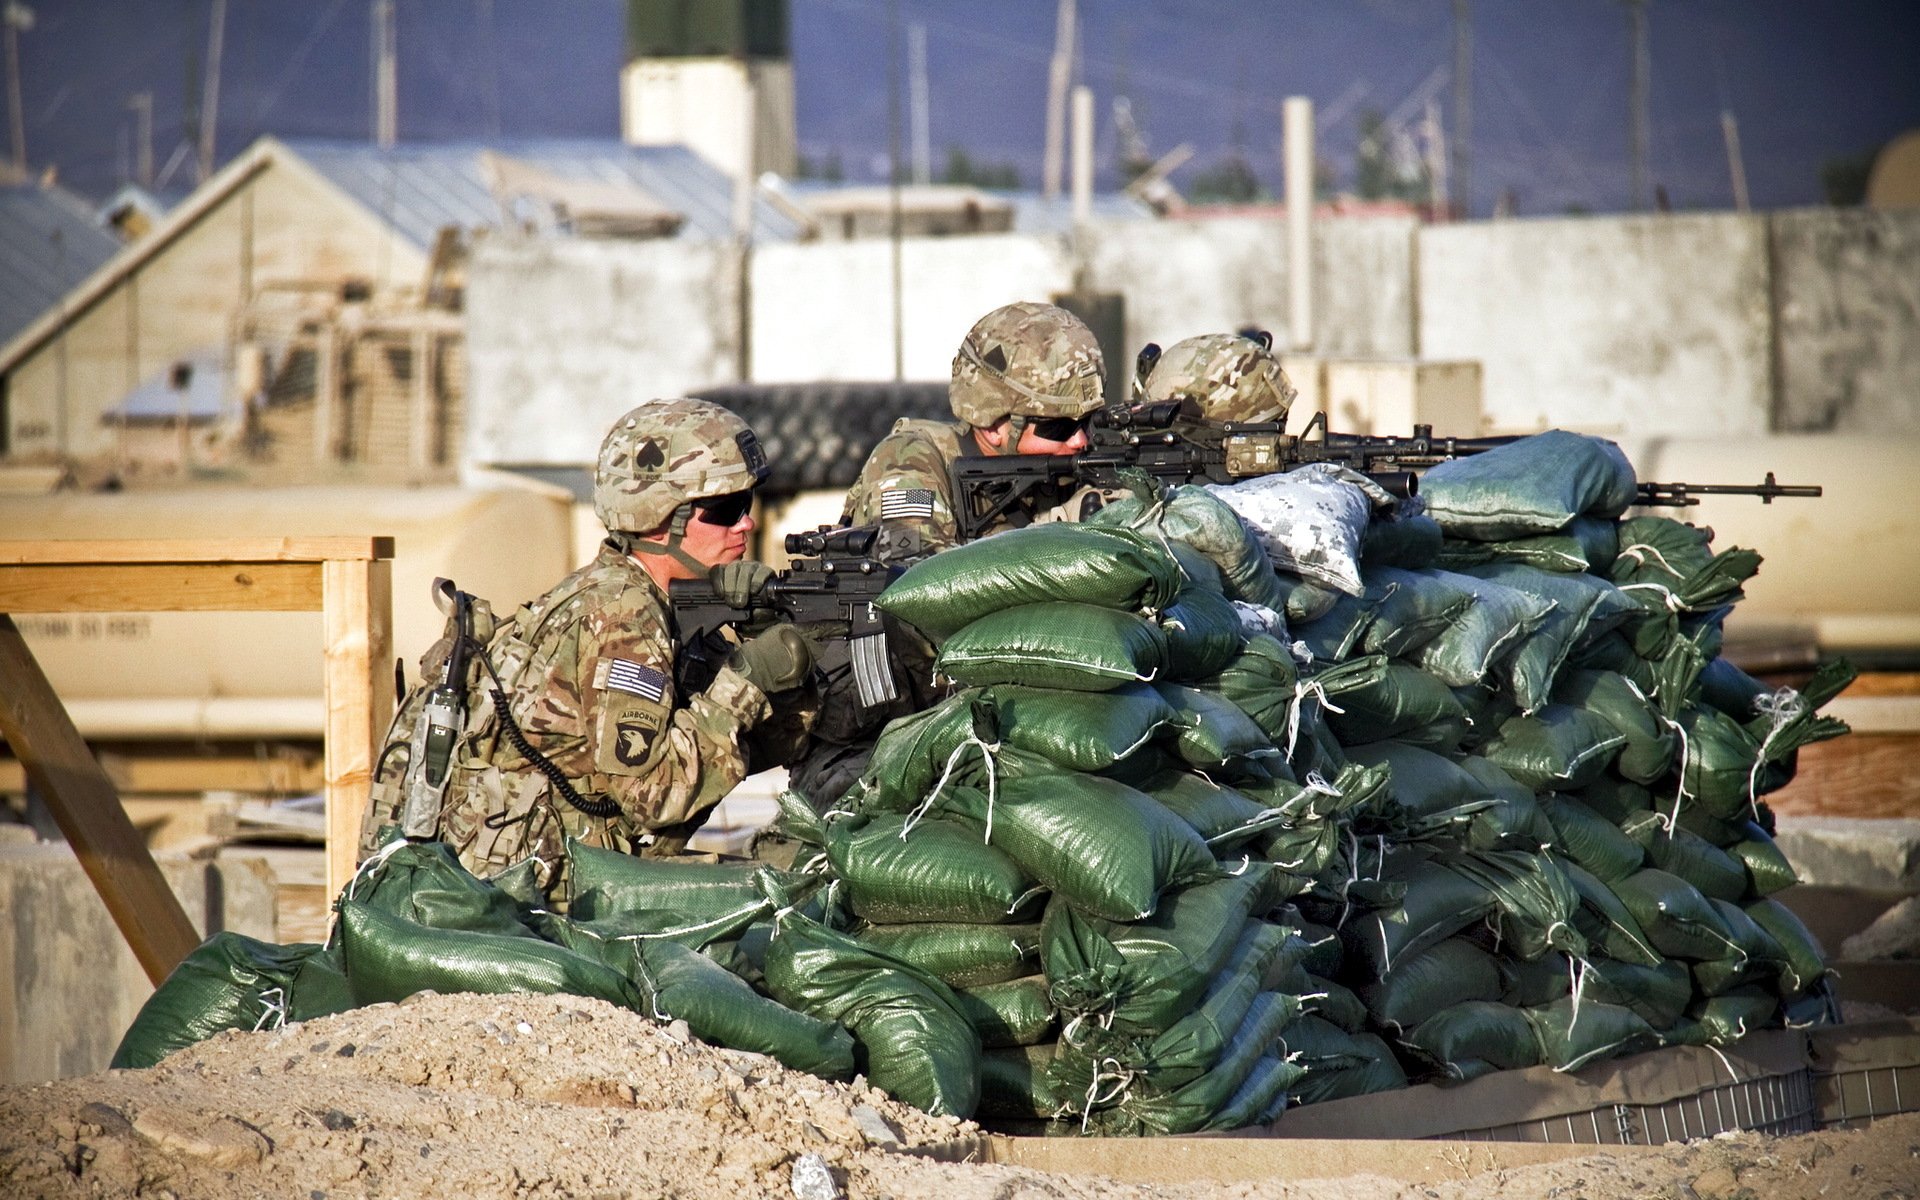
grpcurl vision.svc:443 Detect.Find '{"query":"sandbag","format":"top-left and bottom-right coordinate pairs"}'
top-left (1612, 867), bottom-right (1739, 961)
top-left (565, 842), bottom-right (794, 942)
top-left (1140, 769), bottom-right (1289, 849)
top-left (1578, 956), bottom-right (1693, 1030)
top-left (1042, 873), bottom-right (1275, 1035)
top-left (338, 900), bottom-right (641, 1010)
top-left (1559, 857), bottom-right (1663, 967)
top-left (1478, 706), bottom-right (1627, 792)
top-left (1421, 430), bottom-right (1638, 540)
top-left (1691, 898), bottom-right (1790, 996)
top-left (1526, 996), bottom-right (1660, 1071)
top-left (1195, 634), bottom-right (1301, 740)
top-left (1411, 570), bottom-right (1554, 688)
top-left (1341, 857), bottom-right (1499, 977)
top-left (947, 771), bottom-right (1220, 922)
top-left (1620, 813), bottom-right (1750, 904)
top-left (875, 523), bottom-right (1183, 639)
top-left (1541, 795), bottom-right (1646, 883)
top-left (1292, 587), bottom-right (1379, 663)
top-left (1449, 849), bottom-right (1586, 962)
top-left (952, 975), bottom-right (1057, 1048)
top-left (1157, 683), bottom-right (1278, 767)
top-left (1357, 936), bottom-right (1503, 1031)
top-left (1345, 741), bottom-right (1492, 834)
top-left (1204, 1055), bottom-right (1303, 1132)
top-left (1360, 505), bottom-right (1444, 569)
top-left (1727, 827), bottom-right (1798, 897)
top-left (1580, 775), bottom-right (1657, 825)
top-left (1687, 988), bottom-right (1781, 1045)
top-left (826, 813), bottom-right (1044, 925)
top-left (1463, 565), bottom-right (1635, 713)
top-left (1286, 1031), bottom-right (1409, 1104)
top-left (978, 1043), bottom-right (1067, 1120)
top-left (1610, 516), bottom-right (1716, 589)
top-left (1744, 898), bottom-right (1827, 995)
top-left (1497, 951), bottom-right (1574, 1008)
top-left (763, 916), bottom-right (981, 1117)
top-left (1303, 974), bottom-right (1369, 1033)
top-left (1698, 656), bottom-right (1771, 721)
top-left (1434, 515), bottom-right (1621, 574)
top-left (112, 935), bottom-right (332, 1069)
top-left (1462, 764), bottom-right (1555, 852)
top-left (1401, 1001), bottom-right (1544, 1077)
top-left (1325, 662), bottom-right (1471, 751)
top-left (1207, 463), bottom-right (1380, 595)
top-left (843, 691), bottom-right (999, 815)
top-left (1552, 669), bottom-right (1677, 784)
top-left (1359, 567), bottom-right (1478, 657)
top-left (1090, 483), bottom-right (1290, 611)
top-left (1082, 993), bottom-right (1299, 1134)
top-left (856, 922), bottom-right (1043, 989)
top-left (936, 602), bottom-right (1168, 692)
top-left (988, 682), bottom-right (1175, 772)
top-left (348, 841), bottom-right (534, 935)
top-left (1157, 586), bottom-right (1250, 680)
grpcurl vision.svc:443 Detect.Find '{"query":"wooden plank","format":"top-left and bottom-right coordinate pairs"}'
top-left (322, 558), bottom-right (393, 897)
top-left (1823, 695), bottom-right (1920, 734)
top-left (0, 562), bottom-right (321, 612)
top-left (0, 537), bottom-right (393, 564)
top-left (1843, 672), bottom-right (1920, 698)
top-left (0, 753), bottom-right (325, 795)
top-left (1766, 734), bottom-right (1920, 819)
top-left (0, 616), bottom-right (200, 984)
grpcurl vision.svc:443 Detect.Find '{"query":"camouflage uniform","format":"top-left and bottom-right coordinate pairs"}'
top-left (1143, 331), bottom-right (1297, 429)
top-left (361, 399), bottom-right (789, 888)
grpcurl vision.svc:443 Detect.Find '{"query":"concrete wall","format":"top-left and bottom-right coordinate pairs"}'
top-left (0, 831), bottom-right (278, 1083)
top-left (1418, 213), bottom-right (1775, 437)
top-left (464, 235), bottom-right (742, 464)
top-left (3, 159), bottom-right (426, 465)
top-left (1771, 209), bottom-right (1920, 433)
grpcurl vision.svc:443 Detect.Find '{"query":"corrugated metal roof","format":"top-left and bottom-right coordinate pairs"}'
top-left (283, 139), bottom-right (804, 248)
top-left (0, 184), bottom-right (122, 346)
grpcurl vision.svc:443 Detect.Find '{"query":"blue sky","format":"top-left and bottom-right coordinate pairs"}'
top-left (15, 0), bottom-right (1919, 215)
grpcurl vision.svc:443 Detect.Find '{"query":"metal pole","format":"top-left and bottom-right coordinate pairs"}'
top-left (130, 92), bottom-right (153, 188)
top-left (1042, 0), bottom-right (1075, 200)
top-left (373, 0), bottom-right (397, 148)
top-left (908, 21), bottom-right (931, 186)
top-left (1070, 85), bottom-right (1093, 228)
top-left (1451, 0), bottom-right (1471, 219)
top-left (1627, 0), bottom-right (1649, 212)
top-left (199, 0), bottom-right (225, 181)
top-left (1721, 110), bottom-right (1750, 213)
top-left (1283, 96), bottom-right (1315, 353)
top-left (888, 0), bottom-right (903, 381)
top-left (3, 3), bottom-right (29, 174)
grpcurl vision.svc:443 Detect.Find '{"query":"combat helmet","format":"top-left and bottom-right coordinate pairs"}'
top-left (1143, 331), bottom-right (1296, 426)
top-left (594, 398), bottom-right (770, 536)
top-left (950, 302), bottom-right (1105, 438)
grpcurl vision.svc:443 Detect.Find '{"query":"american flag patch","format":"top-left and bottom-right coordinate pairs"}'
top-left (880, 487), bottom-right (936, 519)
top-left (599, 658), bottom-right (668, 703)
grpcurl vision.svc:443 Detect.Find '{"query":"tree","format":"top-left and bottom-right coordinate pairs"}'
top-left (1188, 154), bottom-right (1264, 205)
top-left (1821, 146), bottom-right (1879, 207)
top-left (1353, 106), bottom-right (1427, 203)
top-left (939, 146), bottom-right (1021, 190)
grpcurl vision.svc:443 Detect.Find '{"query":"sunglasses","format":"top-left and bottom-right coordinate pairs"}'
top-left (1026, 415), bottom-right (1090, 443)
top-left (692, 490), bottom-right (755, 527)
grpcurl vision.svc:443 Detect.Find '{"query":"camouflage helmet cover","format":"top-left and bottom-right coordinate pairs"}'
top-left (949, 301), bottom-right (1106, 427)
top-left (1144, 332), bottom-right (1297, 425)
top-left (594, 398), bottom-right (770, 533)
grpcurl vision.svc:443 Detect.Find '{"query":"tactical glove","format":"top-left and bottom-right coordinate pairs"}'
top-left (727, 624), bottom-right (814, 695)
top-left (709, 560), bottom-right (774, 608)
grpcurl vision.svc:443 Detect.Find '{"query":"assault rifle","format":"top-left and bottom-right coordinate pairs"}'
top-left (950, 405), bottom-right (1821, 541)
top-left (669, 524), bottom-right (918, 711)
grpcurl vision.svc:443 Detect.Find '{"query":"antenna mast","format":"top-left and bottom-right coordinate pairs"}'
top-left (1042, 0), bottom-right (1076, 199)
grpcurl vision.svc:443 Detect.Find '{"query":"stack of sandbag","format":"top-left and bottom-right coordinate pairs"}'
top-left (1209, 429), bottom-right (1851, 1089)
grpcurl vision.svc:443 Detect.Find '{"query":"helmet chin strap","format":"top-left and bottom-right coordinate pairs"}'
top-left (619, 506), bottom-right (711, 576)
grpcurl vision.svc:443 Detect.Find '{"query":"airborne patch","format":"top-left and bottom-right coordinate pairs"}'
top-left (595, 657), bottom-right (668, 703)
top-left (879, 487), bottom-right (936, 520)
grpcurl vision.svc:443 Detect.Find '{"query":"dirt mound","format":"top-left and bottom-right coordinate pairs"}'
top-left (4, 990), bottom-right (1918, 1199)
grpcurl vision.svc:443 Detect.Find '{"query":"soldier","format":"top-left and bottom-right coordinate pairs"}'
top-left (360, 398), bottom-right (815, 888)
top-left (839, 300), bottom-right (1107, 554)
top-left (1139, 329), bottom-right (1297, 431)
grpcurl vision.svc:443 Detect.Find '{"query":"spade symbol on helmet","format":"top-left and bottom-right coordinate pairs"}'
top-left (634, 439), bottom-right (666, 469)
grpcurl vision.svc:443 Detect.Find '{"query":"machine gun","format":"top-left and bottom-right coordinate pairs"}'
top-left (669, 524), bottom-right (916, 711)
top-left (950, 405), bottom-right (1821, 541)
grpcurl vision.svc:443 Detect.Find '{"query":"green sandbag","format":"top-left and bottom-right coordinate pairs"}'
top-left (288, 942), bottom-right (358, 1023)
top-left (1612, 868), bottom-right (1739, 961)
top-left (1411, 569), bottom-right (1554, 688)
top-left (1091, 921), bottom-right (1289, 1091)
top-left (582, 934), bottom-right (857, 1079)
top-left (1687, 987), bottom-right (1780, 1045)
top-left (1091, 483), bottom-right (1289, 611)
top-left (1206, 1055), bottom-right (1303, 1132)
top-left (988, 682), bottom-right (1175, 771)
top-left (1341, 857), bottom-right (1499, 977)
top-left (856, 922), bottom-right (1043, 989)
top-left (1195, 634), bottom-right (1300, 739)
top-left (566, 841), bottom-right (789, 936)
top-left (1156, 683), bottom-right (1278, 767)
top-left (1674, 801), bottom-right (1748, 849)
top-left (1691, 899), bottom-right (1789, 995)
top-left (1526, 996), bottom-right (1661, 1071)
top-left (1359, 567), bottom-right (1477, 657)
top-left (1580, 775), bottom-right (1657, 825)
top-left (1284, 576), bottom-right (1343, 623)
top-left (826, 813), bottom-right (1043, 925)
top-left (876, 523), bottom-right (1183, 640)
top-left (1292, 587), bottom-right (1378, 663)
top-left (1278, 1015), bottom-right (1375, 1070)
top-left (1552, 669), bottom-right (1677, 784)
top-left (1081, 993), bottom-right (1299, 1135)
top-left (1159, 586), bottom-right (1249, 680)
top-left (1559, 857), bottom-right (1663, 967)
top-left (1140, 770), bottom-right (1288, 849)
top-left (112, 935), bottom-right (331, 1069)
top-left (1042, 873), bottom-right (1275, 1035)
top-left (1744, 898), bottom-right (1827, 995)
top-left (1401, 1001), bottom-right (1544, 1077)
top-left (337, 900), bottom-right (641, 1009)
top-left (1452, 684), bottom-right (1519, 752)
top-left (1541, 795), bottom-right (1646, 883)
top-left (1459, 756), bottom-right (1556, 843)
top-left (1479, 706), bottom-right (1627, 792)
top-left (1620, 813), bottom-right (1750, 904)
top-left (1451, 849), bottom-right (1586, 962)
top-left (763, 915), bottom-right (981, 1117)
top-left (1434, 515), bottom-right (1621, 574)
top-left (952, 975), bottom-right (1056, 1048)
top-left (1344, 741), bottom-right (1492, 834)
top-left (1421, 430), bottom-right (1639, 540)
top-left (1303, 974), bottom-right (1369, 1033)
top-left (1698, 656), bottom-right (1770, 720)
top-left (1463, 564), bottom-right (1635, 714)
top-left (1287, 1032), bottom-right (1409, 1105)
top-left (1361, 507), bottom-right (1444, 569)
top-left (978, 1043), bottom-right (1066, 1120)
top-left (1611, 516), bottom-right (1717, 588)
top-left (1498, 951), bottom-right (1574, 1008)
top-left (1727, 828), bottom-right (1798, 897)
top-left (1581, 957), bottom-right (1693, 1029)
top-left (1325, 662), bottom-right (1471, 751)
top-left (843, 690), bottom-right (997, 815)
top-left (348, 840), bottom-right (534, 935)
top-left (959, 771), bottom-right (1220, 922)
top-left (1358, 936), bottom-right (1503, 1031)
top-left (1289, 916), bottom-right (1345, 977)
top-left (937, 602), bottom-right (1169, 692)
